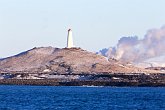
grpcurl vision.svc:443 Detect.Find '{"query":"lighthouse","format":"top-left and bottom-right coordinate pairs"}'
top-left (67, 29), bottom-right (74, 48)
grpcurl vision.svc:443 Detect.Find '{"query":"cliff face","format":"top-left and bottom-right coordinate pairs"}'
top-left (0, 47), bottom-right (159, 74)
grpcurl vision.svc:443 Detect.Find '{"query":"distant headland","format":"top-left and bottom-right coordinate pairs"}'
top-left (0, 29), bottom-right (165, 86)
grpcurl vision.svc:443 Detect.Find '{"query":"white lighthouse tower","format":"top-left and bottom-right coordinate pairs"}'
top-left (67, 29), bottom-right (74, 48)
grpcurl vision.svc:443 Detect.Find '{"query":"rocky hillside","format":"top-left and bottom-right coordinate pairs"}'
top-left (0, 47), bottom-right (159, 74)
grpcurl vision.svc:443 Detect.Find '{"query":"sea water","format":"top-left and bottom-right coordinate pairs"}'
top-left (0, 85), bottom-right (165, 110)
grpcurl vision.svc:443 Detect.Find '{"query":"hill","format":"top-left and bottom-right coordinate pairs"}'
top-left (0, 47), bottom-right (159, 74)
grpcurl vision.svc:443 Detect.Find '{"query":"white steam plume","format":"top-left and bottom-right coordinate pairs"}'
top-left (99, 25), bottom-right (165, 64)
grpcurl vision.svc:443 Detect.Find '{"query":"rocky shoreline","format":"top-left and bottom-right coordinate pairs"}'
top-left (0, 73), bottom-right (165, 87)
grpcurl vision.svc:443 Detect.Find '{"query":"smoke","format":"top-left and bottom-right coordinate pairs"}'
top-left (99, 25), bottom-right (165, 63)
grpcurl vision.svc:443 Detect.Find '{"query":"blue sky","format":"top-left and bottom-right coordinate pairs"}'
top-left (1, 0), bottom-right (165, 57)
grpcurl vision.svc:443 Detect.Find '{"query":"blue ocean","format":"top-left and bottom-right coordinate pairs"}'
top-left (0, 86), bottom-right (164, 110)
